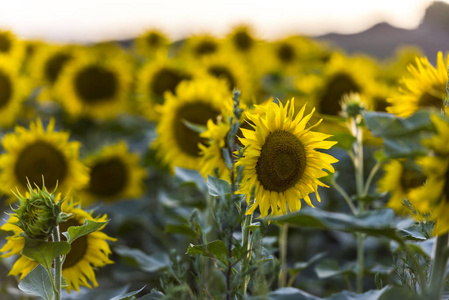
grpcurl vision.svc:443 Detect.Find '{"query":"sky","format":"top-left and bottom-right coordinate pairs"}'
top-left (0, 0), bottom-right (444, 43)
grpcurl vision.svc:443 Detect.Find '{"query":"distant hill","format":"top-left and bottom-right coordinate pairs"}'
top-left (315, 1), bottom-right (449, 61)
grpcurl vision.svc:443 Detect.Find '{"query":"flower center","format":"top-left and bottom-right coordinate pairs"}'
top-left (150, 68), bottom-right (191, 101)
top-left (15, 141), bottom-right (67, 191)
top-left (207, 66), bottom-right (236, 91)
top-left (233, 31), bottom-right (253, 51)
top-left (0, 34), bottom-right (11, 53)
top-left (60, 218), bottom-right (88, 269)
top-left (320, 72), bottom-right (361, 115)
top-left (0, 71), bottom-right (12, 108)
top-left (75, 66), bottom-right (118, 104)
top-left (45, 53), bottom-right (72, 84)
top-left (373, 96), bottom-right (389, 112)
top-left (418, 89), bottom-right (445, 110)
top-left (88, 157), bottom-right (128, 199)
top-left (174, 101), bottom-right (220, 157)
top-left (194, 41), bottom-right (217, 57)
top-left (256, 130), bottom-right (306, 192)
top-left (277, 43), bottom-right (295, 64)
top-left (400, 168), bottom-right (425, 193)
top-left (146, 33), bottom-right (162, 47)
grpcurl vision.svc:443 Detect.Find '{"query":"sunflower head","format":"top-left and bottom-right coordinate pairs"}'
top-left (12, 180), bottom-right (69, 240)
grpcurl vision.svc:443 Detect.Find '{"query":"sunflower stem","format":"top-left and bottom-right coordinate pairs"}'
top-left (426, 232), bottom-right (449, 299)
top-left (52, 225), bottom-right (62, 300)
top-left (241, 198), bottom-right (254, 296)
top-left (331, 180), bottom-right (357, 215)
top-left (278, 223), bottom-right (289, 288)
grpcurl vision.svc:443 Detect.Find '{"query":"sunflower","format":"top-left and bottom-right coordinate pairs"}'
top-left (81, 142), bottom-right (147, 206)
top-left (0, 200), bottom-right (116, 292)
top-left (0, 56), bottom-right (29, 127)
top-left (154, 77), bottom-right (233, 170)
top-left (179, 34), bottom-right (221, 59)
top-left (378, 159), bottom-right (426, 215)
top-left (0, 119), bottom-right (89, 197)
top-left (0, 30), bottom-right (25, 61)
top-left (387, 52), bottom-right (448, 118)
top-left (134, 29), bottom-right (170, 57)
top-left (224, 25), bottom-right (257, 54)
top-left (237, 99), bottom-right (338, 217)
top-left (408, 114), bottom-right (449, 236)
top-left (56, 53), bottom-right (133, 120)
top-left (136, 54), bottom-right (193, 121)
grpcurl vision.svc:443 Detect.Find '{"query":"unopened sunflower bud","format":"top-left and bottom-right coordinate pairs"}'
top-left (12, 180), bottom-right (64, 240)
top-left (340, 92), bottom-right (366, 119)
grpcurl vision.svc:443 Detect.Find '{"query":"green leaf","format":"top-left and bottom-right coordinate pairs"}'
top-left (314, 259), bottom-right (355, 278)
top-left (165, 223), bottom-right (197, 238)
top-left (111, 286), bottom-right (146, 300)
top-left (249, 287), bottom-right (320, 300)
top-left (289, 251), bottom-right (327, 276)
top-left (115, 246), bottom-right (169, 273)
top-left (379, 286), bottom-right (422, 300)
top-left (62, 219), bottom-right (107, 244)
top-left (21, 237), bottom-right (70, 271)
top-left (270, 208), bottom-right (403, 242)
top-left (137, 291), bottom-right (165, 300)
top-left (327, 286), bottom-right (391, 300)
top-left (206, 175), bottom-right (231, 198)
top-left (18, 264), bottom-right (54, 300)
top-left (187, 240), bottom-right (228, 263)
top-left (332, 132), bottom-right (356, 150)
top-left (175, 167), bottom-right (207, 192)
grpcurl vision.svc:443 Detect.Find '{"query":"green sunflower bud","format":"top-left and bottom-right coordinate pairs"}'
top-left (340, 92), bottom-right (366, 119)
top-left (12, 179), bottom-right (65, 240)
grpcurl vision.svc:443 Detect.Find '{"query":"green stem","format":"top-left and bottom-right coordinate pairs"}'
top-left (426, 233), bottom-right (449, 299)
top-left (278, 223), bottom-right (289, 288)
top-left (356, 231), bottom-right (364, 293)
top-left (241, 197), bottom-right (255, 296)
top-left (52, 226), bottom-right (62, 300)
top-left (331, 180), bottom-right (357, 215)
top-left (362, 162), bottom-right (381, 197)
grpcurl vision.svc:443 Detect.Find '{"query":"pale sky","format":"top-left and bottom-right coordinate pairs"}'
top-left (0, 0), bottom-right (443, 43)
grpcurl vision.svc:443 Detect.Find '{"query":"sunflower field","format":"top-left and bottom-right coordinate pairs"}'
top-left (0, 26), bottom-right (448, 300)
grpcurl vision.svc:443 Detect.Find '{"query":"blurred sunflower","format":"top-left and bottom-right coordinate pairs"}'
top-left (136, 55), bottom-right (193, 121)
top-left (134, 29), bottom-right (170, 57)
top-left (82, 142), bottom-right (146, 206)
top-left (0, 57), bottom-right (28, 127)
top-left (56, 54), bottom-right (132, 120)
top-left (0, 200), bottom-right (116, 292)
top-left (387, 52), bottom-right (448, 118)
top-left (0, 30), bottom-right (25, 60)
top-left (0, 119), bottom-right (89, 197)
top-left (408, 114), bottom-right (449, 236)
top-left (378, 159), bottom-right (426, 215)
top-left (237, 99), bottom-right (338, 217)
top-left (224, 25), bottom-right (257, 54)
top-left (154, 77), bottom-right (233, 170)
top-left (180, 34), bottom-right (221, 59)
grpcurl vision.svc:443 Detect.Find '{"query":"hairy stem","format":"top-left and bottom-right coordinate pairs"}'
top-left (278, 223), bottom-right (289, 288)
top-left (52, 226), bottom-right (62, 300)
top-left (426, 233), bottom-right (449, 299)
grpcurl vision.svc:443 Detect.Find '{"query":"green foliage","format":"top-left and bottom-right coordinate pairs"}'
top-left (206, 175), bottom-right (231, 198)
top-left (62, 219), bottom-right (108, 244)
top-left (18, 264), bottom-right (67, 300)
top-left (21, 237), bottom-right (70, 272)
top-left (115, 246), bottom-right (169, 273)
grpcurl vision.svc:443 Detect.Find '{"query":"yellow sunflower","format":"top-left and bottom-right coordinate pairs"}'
top-left (0, 56), bottom-right (29, 127)
top-left (134, 29), bottom-right (170, 57)
top-left (224, 25), bottom-right (257, 55)
top-left (0, 30), bottom-right (25, 61)
top-left (0, 119), bottom-right (89, 197)
top-left (378, 159), bottom-right (426, 215)
top-left (81, 142), bottom-right (147, 206)
top-left (237, 99), bottom-right (338, 218)
top-left (56, 53), bottom-right (133, 120)
top-left (136, 54), bottom-right (193, 121)
top-left (154, 77), bottom-right (233, 170)
top-left (387, 52), bottom-right (448, 118)
top-left (0, 200), bottom-right (116, 292)
top-left (179, 34), bottom-right (221, 60)
top-left (408, 114), bottom-right (449, 236)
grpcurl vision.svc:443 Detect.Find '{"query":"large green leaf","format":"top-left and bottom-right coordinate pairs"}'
top-left (175, 167), bottom-right (207, 192)
top-left (165, 223), bottom-right (197, 238)
top-left (115, 246), bottom-right (169, 273)
top-left (187, 240), bottom-right (228, 263)
top-left (111, 286), bottom-right (146, 300)
top-left (18, 264), bottom-right (54, 300)
top-left (315, 259), bottom-right (355, 279)
top-left (206, 175), bottom-right (231, 198)
top-left (270, 208), bottom-right (403, 242)
top-left (21, 237), bottom-right (71, 271)
top-left (62, 219), bottom-right (107, 244)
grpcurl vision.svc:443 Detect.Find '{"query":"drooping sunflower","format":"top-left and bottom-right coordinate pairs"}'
top-left (237, 99), bottom-right (338, 217)
top-left (0, 200), bottom-right (116, 292)
top-left (154, 77), bottom-right (233, 170)
top-left (378, 159), bottom-right (426, 215)
top-left (134, 29), bottom-right (170, 57)
top-left (0, 30), bottom-right (25, 61)
top-left (0, 56), bottom-right (29, 127)
top-left (81, 142), bottom-right (147, 206)
top-left (0, 119), bottom-right (89, 197)
top-left (136, 54), bottom-right (193, 121)
top-left (387, 52), bottom-right (448, 118)
top-left (56, 53), bottom-right (133, 120)
top-left (408, 114), bottom-right (449, 236)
